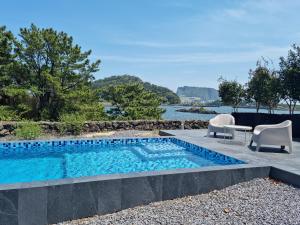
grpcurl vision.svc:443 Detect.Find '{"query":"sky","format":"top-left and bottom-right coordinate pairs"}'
top-left (1, 0), bottom-right (300, 91)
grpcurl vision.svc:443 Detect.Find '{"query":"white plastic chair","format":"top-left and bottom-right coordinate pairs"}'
top-left (250, 120), bottom-right (293, 153)
top-left (207, 114), bottom-right (235, 138)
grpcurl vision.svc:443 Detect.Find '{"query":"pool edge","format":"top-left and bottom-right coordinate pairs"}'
top-left (0, 164), bottom-right (271, 225)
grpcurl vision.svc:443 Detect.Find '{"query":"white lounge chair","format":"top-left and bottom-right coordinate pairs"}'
top-left (207, 114), bottom-right (235, 138)
top-left (250, 120), bottom-right (293, 153)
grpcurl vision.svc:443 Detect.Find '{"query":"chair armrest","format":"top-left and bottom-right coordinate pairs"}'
top-left (209, 118), bottom-right (216, 125)
top-left (254, 124), bottom-right (284, 134)
top-left (256, 123), bottom-right (285, 129)
top-left (258, 127), bottom-right (290, 140)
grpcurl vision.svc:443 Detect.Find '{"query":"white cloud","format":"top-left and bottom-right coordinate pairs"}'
top-left (205, 0), bottom-right (300, 25)
top-left (101, 45), bottom-right (289, 64)
top-left (112, 40), bottom-right (212, 48)
top-left (224, 9), bottom-right (247, 19)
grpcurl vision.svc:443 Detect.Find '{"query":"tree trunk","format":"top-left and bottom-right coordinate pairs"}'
top-left (286, 99), bottom-right (293, 115)
top-left (292, 101), bottom-right (297, 115)
top-left (256, 102), bottom-right (260, 113)
top-left (268, 106), bottom-right (272, 114)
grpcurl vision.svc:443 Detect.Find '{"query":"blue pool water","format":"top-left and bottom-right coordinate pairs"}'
top-left (0, 138), bottom-right (244, 184)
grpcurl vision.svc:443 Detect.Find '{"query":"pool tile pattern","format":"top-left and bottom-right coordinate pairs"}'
top-left (0, 137), bottom-right (244, 165)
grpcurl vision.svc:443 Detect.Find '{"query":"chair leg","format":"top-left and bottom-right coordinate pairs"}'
top-left (214, 132), bottom-right (216, 137)
top-left (289, 143), bottom-right (293, 154)
top-left (207, 130), bottom-right (210, 137)
top-left (256, 144), bottom-right (261, 152)
top-left (249, 140), bottom-right (253, 147)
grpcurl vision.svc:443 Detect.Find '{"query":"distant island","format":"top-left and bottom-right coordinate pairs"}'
top-left (177, 86), bottom-right (219, 103)
top-left (93, 75), bottom-right (181, 104)
top-left (176, 107), bottom-right (217, 114)
top-left (179, 100), bottom-right (222, 107)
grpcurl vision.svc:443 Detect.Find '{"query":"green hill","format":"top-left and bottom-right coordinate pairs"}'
top-left (93, 75), bottom-right (181, 104)
top-left (176, 86), bottom-right (219, 101)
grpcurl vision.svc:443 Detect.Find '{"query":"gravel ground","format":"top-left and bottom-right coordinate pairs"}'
top-left (56, 178), bottom-right (300, 225)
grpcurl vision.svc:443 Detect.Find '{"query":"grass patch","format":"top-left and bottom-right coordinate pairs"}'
top-left (58, 114), bottom-right (86, 135)
top-left (15, 121), bottom-right (42, 140)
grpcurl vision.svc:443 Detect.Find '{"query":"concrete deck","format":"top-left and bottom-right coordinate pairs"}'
top-left (160, 129), bottom-right (300, 176)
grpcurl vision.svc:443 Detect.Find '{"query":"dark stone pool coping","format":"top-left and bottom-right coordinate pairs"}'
top-left (0, 164), bottom-right (271, 225)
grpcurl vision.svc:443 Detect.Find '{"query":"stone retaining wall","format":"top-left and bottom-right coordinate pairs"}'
top-left (0, 120), bottom-right (208, 137)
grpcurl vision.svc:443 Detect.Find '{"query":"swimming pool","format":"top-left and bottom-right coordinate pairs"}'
top-left (0, 137), bottom-right (244, 184)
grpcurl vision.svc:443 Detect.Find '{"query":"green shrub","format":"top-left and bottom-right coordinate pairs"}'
top-left (15, 121), bottom-right (42, 140)
top-left (76, 103), bottom-right (107, 121)
top-left (58, 114), bottom-right (86, 135)
top-left (0, 106), bottom-right (20, 121)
